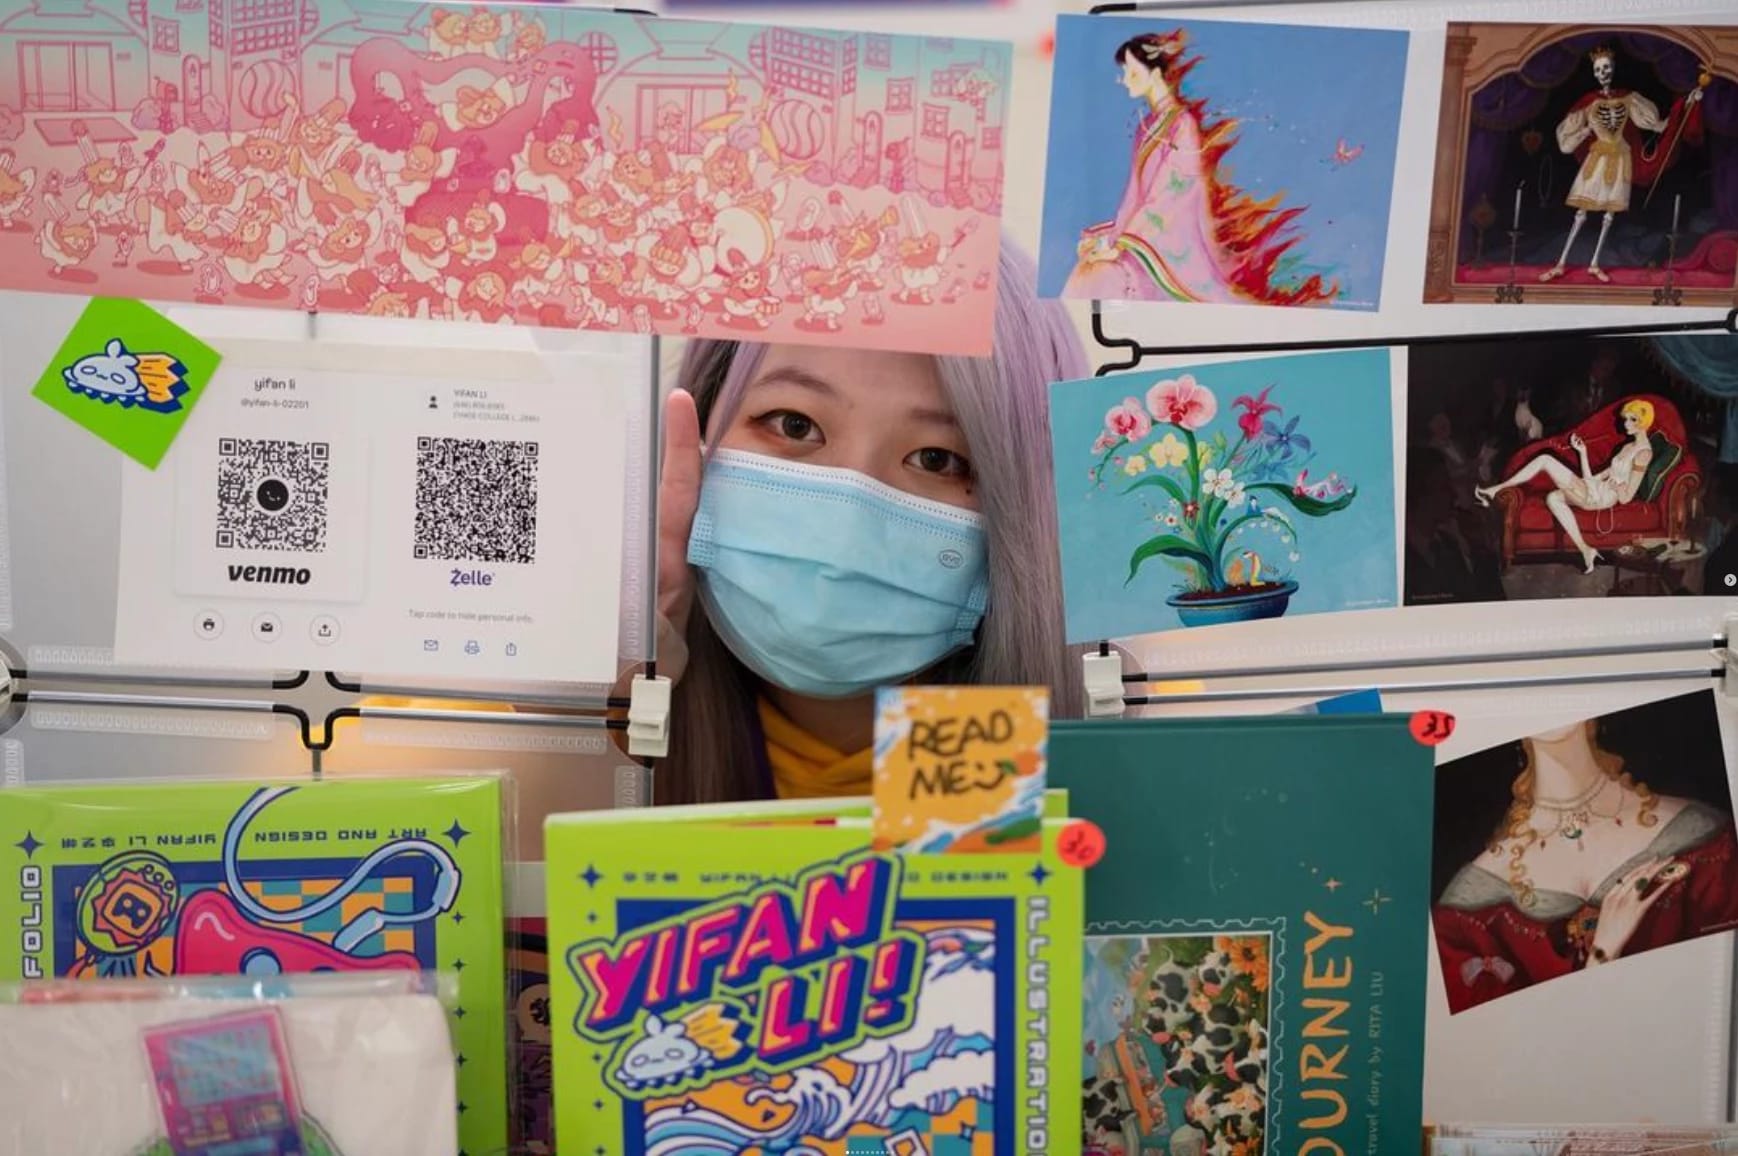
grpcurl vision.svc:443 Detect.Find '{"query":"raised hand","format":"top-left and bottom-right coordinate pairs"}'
top-left (657, 387), bottom-right (704, 647)
top-left (615, 388), bottom-right (703, 709)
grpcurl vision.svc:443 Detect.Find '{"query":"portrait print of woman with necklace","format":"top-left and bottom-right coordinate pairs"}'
top-left (1432, 690), bottom-right (1738, 1014)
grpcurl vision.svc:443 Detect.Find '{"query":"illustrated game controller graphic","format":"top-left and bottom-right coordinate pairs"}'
top-left (173, 890), bottom-right (420, 975)
top-left (74, 786), bottom-right (460, 978)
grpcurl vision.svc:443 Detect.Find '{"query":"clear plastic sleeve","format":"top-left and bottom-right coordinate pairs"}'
top-left (0, 971), bottom-right (460, 1156)
top-left (0, 770), bottom-right (515, 1154)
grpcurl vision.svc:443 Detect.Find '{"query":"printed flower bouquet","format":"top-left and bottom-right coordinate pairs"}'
top-left (1088, 374), bottom-right (1357, 628)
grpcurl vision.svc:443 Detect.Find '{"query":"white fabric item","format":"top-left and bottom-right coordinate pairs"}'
top-left (0, 993), bottom-right (457, 1155)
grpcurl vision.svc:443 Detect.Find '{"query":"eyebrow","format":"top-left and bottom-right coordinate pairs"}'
top-left (907, 406), bottom-right (959, 428)
top-left (750, 366), bottom-right (838, 397)
top-left (749, 366), bottom-right (958, 427)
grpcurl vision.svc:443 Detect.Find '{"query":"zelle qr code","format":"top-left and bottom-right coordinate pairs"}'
top-left (215, 438), bottom-right (330, 552)
top-left (414, 437), bottom-right (540, 565)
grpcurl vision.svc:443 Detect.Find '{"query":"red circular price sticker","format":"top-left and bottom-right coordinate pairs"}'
top-left (1058, 819), bottom-right (1107, 869)
top-left (1409, 710), bottom-right (1456, 746)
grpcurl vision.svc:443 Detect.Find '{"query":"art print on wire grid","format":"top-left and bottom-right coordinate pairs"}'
top-left (1423, 24), bottom-right (1737, 307)
top-left (0, 779), bottom-right (507, 1155)
top-left (1404, 334), bottom-right (1738, 606)
top-left (1082, 923), bottom-right (1278, 1156)
top-left (0, 2), bottom-right (1012, 356)
top-left (1049, 349), bottom-right (1397, 643)
top-left (1037, 15), bottom-right (1407, 309)
top-left (568, 862), bottom-right (1015, 1155)
top-left (1431, 690), bottom-right (1738, 1014)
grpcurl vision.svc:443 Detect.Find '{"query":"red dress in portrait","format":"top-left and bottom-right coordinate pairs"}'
top-left (1433, 801), bottom-right (1738, 1013)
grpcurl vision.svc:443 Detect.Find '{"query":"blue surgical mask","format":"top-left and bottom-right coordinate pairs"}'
top-left (687, 449), bottom-right (990, 699)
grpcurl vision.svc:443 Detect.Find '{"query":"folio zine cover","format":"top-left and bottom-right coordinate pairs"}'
top-left (545, 797), bottom-right (1085, 1156)
top-left (0, 776), bottom-right (508, 1155)
top-left (1051, 716), bottom-right (1433, 1156)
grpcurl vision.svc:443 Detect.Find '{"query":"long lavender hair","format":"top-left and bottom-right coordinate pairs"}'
top-left (660, 236), bottom-right (1089, 805)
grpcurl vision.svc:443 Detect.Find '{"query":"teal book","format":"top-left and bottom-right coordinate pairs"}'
top-left (0, 776), bottom-right (508, 1155)
top-left (1051, 716), bottom-right (1433, 1156)
top-left (545, 795), bottom-right (1086, 1156)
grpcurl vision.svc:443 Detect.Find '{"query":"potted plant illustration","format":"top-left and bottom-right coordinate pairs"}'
top-left (1088, 374), bottom-right (1357, 628)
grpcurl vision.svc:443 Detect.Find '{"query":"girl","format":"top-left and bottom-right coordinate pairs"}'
top-left (649, 238), bottom-right (1088, 804)
top-left (1066, 30), bottom-right (1334, 307)
top-left (1473, 397), bottom-right (1657, 573)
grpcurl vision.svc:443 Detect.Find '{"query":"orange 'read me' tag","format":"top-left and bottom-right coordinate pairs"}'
top-left (871, 685), bottom-right (1049, 854)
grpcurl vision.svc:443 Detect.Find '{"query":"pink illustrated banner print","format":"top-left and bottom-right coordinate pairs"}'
top-left (0, 2), bottom-right (1013, 355)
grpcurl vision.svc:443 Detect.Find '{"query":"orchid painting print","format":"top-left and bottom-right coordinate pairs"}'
top-left (1049, 349), bottom-right (1398, 642)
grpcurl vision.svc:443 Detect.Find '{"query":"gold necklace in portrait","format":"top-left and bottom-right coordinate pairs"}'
top-left (1491, 745), bottom-right (1659, 910)
top-left (1534, 773), bottom-right (1623, 842)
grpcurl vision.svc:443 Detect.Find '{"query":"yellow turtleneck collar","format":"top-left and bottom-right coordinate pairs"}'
top-left (757, 697), bottom-right (872, 800)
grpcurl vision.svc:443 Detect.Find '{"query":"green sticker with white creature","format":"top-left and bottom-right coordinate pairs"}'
top-left (32, 297), bottom-right (220, 468)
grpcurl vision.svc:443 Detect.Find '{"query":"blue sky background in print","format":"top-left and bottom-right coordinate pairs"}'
top-left (1039, 15), bottom-right (1408, 308)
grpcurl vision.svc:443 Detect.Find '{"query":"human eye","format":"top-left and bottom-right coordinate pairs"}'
top-left (752, 408), bottom-right (823, 445)
top-left (908, 446), bottom-right (973, 481)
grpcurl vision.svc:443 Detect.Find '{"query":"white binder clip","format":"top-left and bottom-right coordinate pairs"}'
top-left (1083, 652), bottom-right (1125, 719)
top-left (627, 673), bottom-right (672, 758)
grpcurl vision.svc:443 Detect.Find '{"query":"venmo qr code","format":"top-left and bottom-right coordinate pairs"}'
top-left (414, 437), bottom-right (539, 564)
top-left (215, 438), bottom-right (330, 552)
